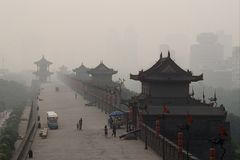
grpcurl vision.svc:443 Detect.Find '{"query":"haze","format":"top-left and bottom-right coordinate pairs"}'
top-left (0, 0), bottom-right (239, 79)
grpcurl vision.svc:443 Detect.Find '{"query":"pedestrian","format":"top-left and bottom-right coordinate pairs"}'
top-left (28, 149), bottom-right (33, 158)
top-left (77, 123), bottom-right (79, 130)
top-left (75, 93), bottom-right (77, 99)
top-left (79, 118), bottom-right (82, 130)
top-left (104, 125), bottom-right (108, 137)
top-left (38, 122), bottom-right (41, 129)
top-left (112, 124), bottom-right (116, 137)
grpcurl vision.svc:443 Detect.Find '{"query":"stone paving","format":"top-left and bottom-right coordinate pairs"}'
top-left (30, 82), bottom-right (161, 160)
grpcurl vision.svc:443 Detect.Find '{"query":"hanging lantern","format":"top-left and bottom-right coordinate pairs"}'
top-left (209, 148), bottom-right (216, 160)
top-left (219, 126), bottom-right (227, 139)
top-left (177, 132), bottom-right (183, 160)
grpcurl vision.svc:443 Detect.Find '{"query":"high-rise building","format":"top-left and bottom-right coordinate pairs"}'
top-left (190, 32), bottom-right (224, 73)
top-left (232, 46), bottom-right (240, 88)
top-left (216, 31), bottom-right (232, 59)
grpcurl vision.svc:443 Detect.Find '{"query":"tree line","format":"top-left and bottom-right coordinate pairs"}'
top-left (193, 84), bottom-right (240, 159)
top-left (0, 79), bottom-right (28, 160)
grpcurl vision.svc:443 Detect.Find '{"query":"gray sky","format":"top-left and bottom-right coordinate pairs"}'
top-left (0, 0), bottom-right (239, 88)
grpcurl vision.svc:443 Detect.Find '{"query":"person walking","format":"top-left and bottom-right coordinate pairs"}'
top-left (104, 125), bottom-right (108, 137)
top-left (77, 123), bottom-right (79, 130)
top-left (112, 124), bottom-right (116, 137)
top-left (28, 149), bottom-right (33, 158)
top-left (79, 118), bottom-right (82, 130)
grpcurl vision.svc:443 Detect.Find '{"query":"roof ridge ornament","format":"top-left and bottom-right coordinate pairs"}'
top-left (202, 88), bottom-right (205, 103)
top-left (214, 89), bottom-right (217, 101)
top-left (209, 89), bottom-right (217, 102)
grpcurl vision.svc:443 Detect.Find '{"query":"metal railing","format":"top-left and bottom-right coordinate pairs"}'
top-left (139, 123), bottom-right (200, 160)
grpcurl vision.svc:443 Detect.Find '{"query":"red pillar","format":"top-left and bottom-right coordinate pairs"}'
top-left (128, 107), bottom-right (133, 121)
top-left (155, 119), bottom-right (160, 136)
top-left (177, 132), bottom-right (183, 160)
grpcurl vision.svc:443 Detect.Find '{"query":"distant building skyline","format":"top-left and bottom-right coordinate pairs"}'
top-left (190, 32), bottom-right (224, 73)
top-left (232, 46), bottom-right (240, 88)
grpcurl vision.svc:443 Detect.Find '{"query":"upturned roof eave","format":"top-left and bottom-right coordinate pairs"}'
top-left (130, 54), bottom-right (203, 82)
top-left (88, 70), bottom-right (117, 75)
top-left (130, 74), bottom-right (203, 82)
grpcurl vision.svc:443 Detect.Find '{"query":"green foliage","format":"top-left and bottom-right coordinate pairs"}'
top-left (227, 113), bottom-right (240, 159)
top-left (0, 141), bottom-right (12, 157)
top-left (232, 142), bottom-right (240, 160)
top-left (234, 151), bottom-right (240, 160)
top-left (193, 84), bottom-right (240, 158)
top-left (227, 113), bottom-right (240, 145)
top-left (0, 104), bottom-right (25, 160)
top-left (0, 80), bottom-right (28, 160)
top-left (0, 101), bottom-right (5, 112)
top-left (193, 84), bottom-right (240, 116)
top-left (0, 79), bottom-right (28, 110)
top-left (0, 152), bottom-right (8, 160)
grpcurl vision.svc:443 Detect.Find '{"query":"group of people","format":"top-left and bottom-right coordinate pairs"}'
top-left (104, 124), bottom-right (117, 137)
top-left (76, 118), bottom-right (82, 130)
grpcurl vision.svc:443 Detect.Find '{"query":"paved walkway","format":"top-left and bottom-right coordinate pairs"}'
top-left (30, 82), bottom-right (161, 160)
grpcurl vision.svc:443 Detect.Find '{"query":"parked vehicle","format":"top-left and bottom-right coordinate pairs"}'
top-left (47, 111), bottom-right (58, 129)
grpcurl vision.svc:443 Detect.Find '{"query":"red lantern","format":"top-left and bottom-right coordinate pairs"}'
top-left (177, 132), bottom-right (183, 160)
top-left (209, 148), bottom-right (216, 160)
top-left (155, 119), bottom-right (160, 136)
top-left (219, 126), bottom-right (227, 139)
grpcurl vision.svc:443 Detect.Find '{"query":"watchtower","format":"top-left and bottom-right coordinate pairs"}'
top-left (130, 52), bottom-right (232, 159)
top-left (88, 62), bottom-right (117, 86)
top-left (33, 56), bottom-right (53, 83)
top-left (73, 63), bottom-right (90, 81)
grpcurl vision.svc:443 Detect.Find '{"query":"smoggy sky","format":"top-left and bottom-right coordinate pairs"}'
top-left (0, 0), bottom-right (239, 79)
